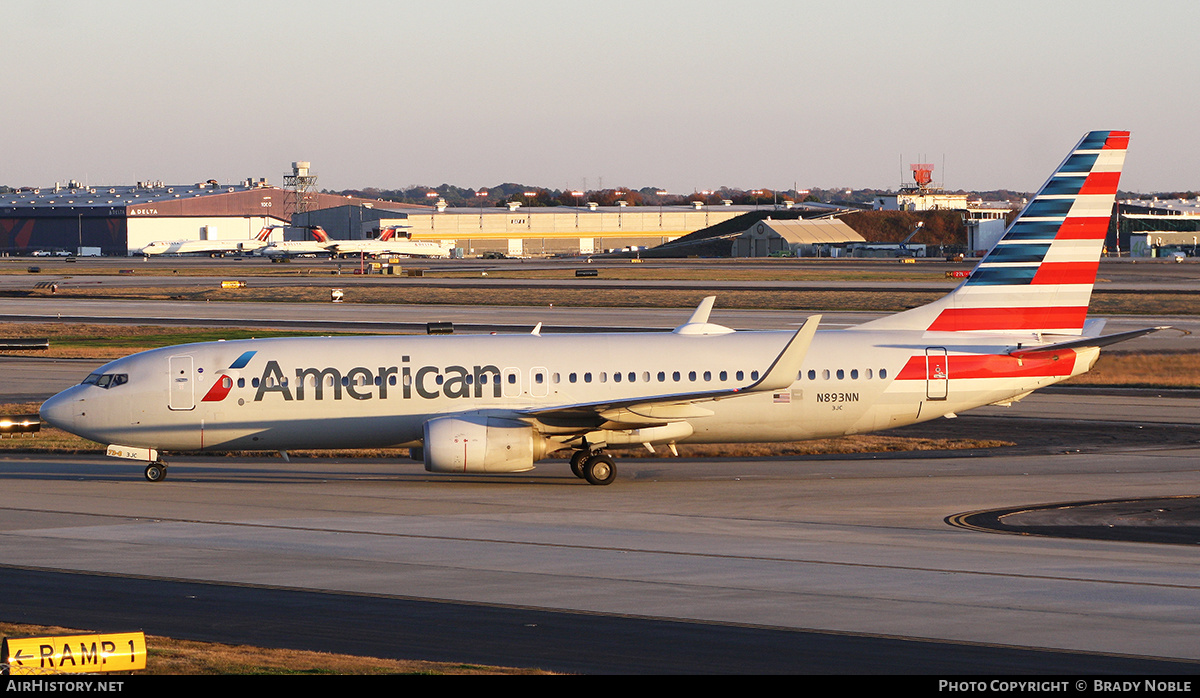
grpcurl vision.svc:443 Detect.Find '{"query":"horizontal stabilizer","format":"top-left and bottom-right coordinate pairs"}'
top-left (1009, 326), bottom-right (1168, 357)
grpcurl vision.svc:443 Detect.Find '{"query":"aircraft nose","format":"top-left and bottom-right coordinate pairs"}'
top-left (40, 387), bottom-right (82, 433)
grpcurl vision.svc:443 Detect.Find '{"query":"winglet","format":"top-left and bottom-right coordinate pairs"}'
top-left (744, 315), bottom-right (821, 392)
top-left (519, 314), bottom-right (822, 426)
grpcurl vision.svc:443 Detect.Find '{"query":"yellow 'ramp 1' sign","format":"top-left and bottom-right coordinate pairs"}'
top-left (2, 632), bottom-right (146, 675)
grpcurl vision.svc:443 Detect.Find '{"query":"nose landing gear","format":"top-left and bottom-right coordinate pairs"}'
top-left (144, 461), bottom-right (167, 482)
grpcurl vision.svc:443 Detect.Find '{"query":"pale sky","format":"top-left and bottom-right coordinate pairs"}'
top-left (4, 0), bottom-right (1198, 194)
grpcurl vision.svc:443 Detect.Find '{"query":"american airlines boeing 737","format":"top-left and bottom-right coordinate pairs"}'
top-left (41, 131), bottom-right (1155, 485)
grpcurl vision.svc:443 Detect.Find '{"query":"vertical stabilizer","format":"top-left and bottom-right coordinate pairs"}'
top-left (857, 131), bottom-right (1128, 336)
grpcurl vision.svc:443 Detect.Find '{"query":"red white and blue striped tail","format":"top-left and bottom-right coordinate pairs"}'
top-left (858, 131), bottom-right (1128, 337)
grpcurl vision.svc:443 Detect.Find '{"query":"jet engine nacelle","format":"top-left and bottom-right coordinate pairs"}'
top-left (422, 416), bottom-right (551, 474)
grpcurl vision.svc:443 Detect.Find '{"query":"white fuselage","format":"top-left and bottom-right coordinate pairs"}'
top-left (259, 240), bottom-right (331, 257)
top-left (39, 328), bottom-right (1095, 454)
top-left (141, 239), bottom-right (268, 256)
top-left (328, 239), bottom-right (451, 258)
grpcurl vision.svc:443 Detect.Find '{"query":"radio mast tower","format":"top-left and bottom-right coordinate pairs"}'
top-left (285, 161), bottom-right (318, 216)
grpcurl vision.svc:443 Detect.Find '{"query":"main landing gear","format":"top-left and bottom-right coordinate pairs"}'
top-left (569, 450), bottom-right (617, 486)
top-left (144, 461), bottom-right (168, 482)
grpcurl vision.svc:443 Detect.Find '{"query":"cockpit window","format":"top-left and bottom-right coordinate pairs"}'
top-left (82, 373), bottom-right (128, 388)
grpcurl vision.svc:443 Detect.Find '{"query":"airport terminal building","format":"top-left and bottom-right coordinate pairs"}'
top-left (1116, 199), bottom-right (1200, 257)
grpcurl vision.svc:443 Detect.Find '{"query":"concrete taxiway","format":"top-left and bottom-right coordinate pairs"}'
top-left (0, 419), bottom-right (1198, 672)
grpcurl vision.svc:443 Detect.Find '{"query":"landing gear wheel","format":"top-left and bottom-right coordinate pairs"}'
top-left (570, 450), bottom-right (590, 479)
top-left (144, 462), bottom-right (167, 482)
top-left (582, 454), bottom-right (616, 486)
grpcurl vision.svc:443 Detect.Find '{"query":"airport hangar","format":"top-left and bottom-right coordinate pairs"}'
top-left (293, 200), bottom-right (820, 257)
top-left (0, 179), bottom-right (426, 256)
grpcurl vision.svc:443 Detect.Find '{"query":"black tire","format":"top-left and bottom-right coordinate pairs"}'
top-left (144, 463), bottom-right (166, 482)
top-left (569, 451), bottom-right (589, 479)
top-left (582, 454), bottom-right (616, 486)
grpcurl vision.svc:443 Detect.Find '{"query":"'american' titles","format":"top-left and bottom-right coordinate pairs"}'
top-left (254, 356), bottom-right (502, 402)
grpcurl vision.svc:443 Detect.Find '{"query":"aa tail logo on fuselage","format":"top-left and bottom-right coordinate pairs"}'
top-left (200, 351), bottom-right (257, 402)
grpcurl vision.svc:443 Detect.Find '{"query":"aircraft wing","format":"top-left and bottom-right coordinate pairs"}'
top-left (520, 315), bottom-right (821, 430)
top-left (1008, 326), bottom-right (1168, 358)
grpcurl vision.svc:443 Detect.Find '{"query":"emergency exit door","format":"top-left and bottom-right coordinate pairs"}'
top-left (925, 347), bottom-right (948, 401)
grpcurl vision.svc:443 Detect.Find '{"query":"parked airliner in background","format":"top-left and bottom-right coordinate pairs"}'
top-left (140, 226), bottom-right (274, 257)
top-left (42, 131), bottom-right (1157, 485)
top-left (324, 226), bottom-right (453, 258)
top-left (258, 226), bottom-right (335, 258)
top-left (260, 226), bottom-right (452, 259)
